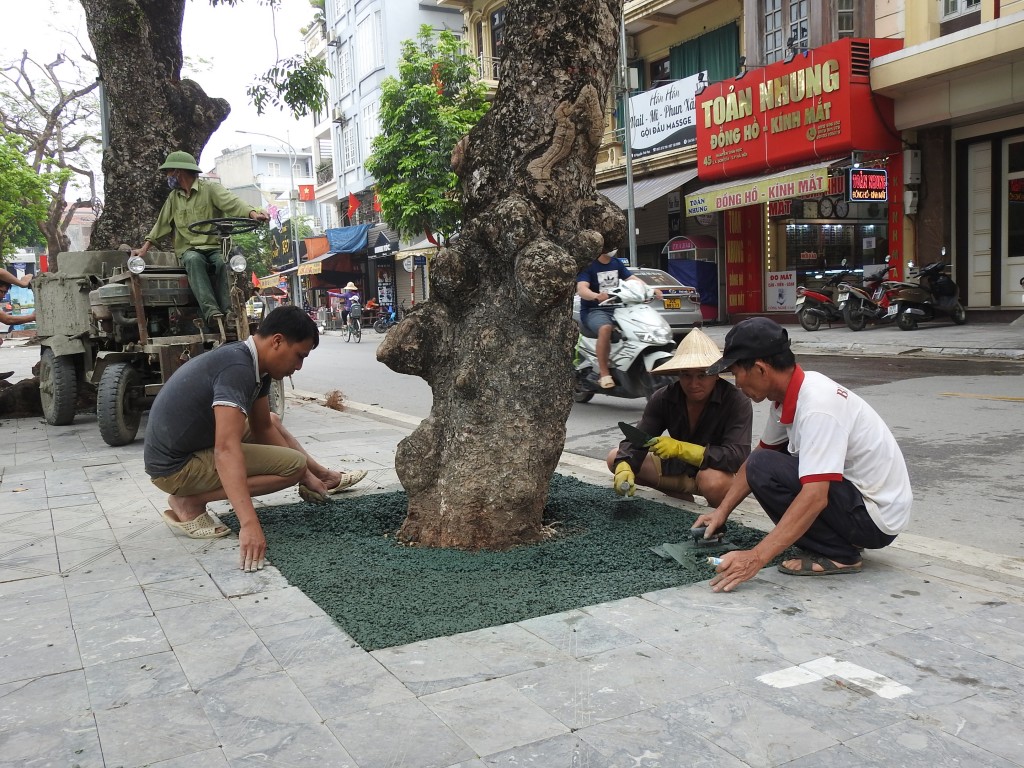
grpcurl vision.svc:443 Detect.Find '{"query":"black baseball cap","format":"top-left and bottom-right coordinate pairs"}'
top-left (706, 318), bottom-right (791, 375)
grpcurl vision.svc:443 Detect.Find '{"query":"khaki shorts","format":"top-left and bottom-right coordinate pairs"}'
top-left (651, 454), bottom-right (698, 494)
top-left (151, 443), bottom-right (306, 496)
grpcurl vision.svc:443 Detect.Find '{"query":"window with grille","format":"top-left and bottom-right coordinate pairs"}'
top-left (836, 0), bottom-right (854, 37)
top-left (356, 11), bottom-right (383, 77)
top-left (362, 101), bottom-right (379, 160)
top-left (941, 0), bottom-right (980, 19)
top-left (763, 0), bottom-right (809, 64)
top-left (342, 124), bottom-right (357, 170)
top-left (338, 42), bottom-right (352, 95)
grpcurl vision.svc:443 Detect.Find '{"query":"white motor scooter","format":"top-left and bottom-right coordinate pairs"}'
top-left (573, 280), bottom-right (676, 402)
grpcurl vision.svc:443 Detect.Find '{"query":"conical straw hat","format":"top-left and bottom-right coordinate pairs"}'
top-left (652, 328), bottom-right (722, 374)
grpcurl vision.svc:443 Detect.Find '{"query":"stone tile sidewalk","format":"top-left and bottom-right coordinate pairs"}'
top-left (3, 383), bottom-right (1024, 767)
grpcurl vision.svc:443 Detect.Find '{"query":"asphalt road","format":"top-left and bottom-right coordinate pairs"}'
top-left (292, 332), bottom-right (1024, 558)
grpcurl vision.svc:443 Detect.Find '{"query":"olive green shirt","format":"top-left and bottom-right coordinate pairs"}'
top-left (146, 178), bottom-right (257, 256)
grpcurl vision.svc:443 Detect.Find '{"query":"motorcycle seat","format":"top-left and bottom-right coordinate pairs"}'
top-left (577, 321), bottom-right (622, 342)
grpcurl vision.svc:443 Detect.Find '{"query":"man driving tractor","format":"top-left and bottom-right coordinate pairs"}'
top-left (131, 151), bottom-right (270, 327)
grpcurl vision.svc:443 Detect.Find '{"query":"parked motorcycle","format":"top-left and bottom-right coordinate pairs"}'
top-left (795, 268), bottom-right (851, 332)
top-left (883, 248), bottom-right (966, 331)
top-left (573, 280), bottom-right (676, 403)
top-left (837, 261), bottom-right (897, 331)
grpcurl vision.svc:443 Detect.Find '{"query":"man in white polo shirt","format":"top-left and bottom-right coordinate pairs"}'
top-left (694, 317), bottom-right (912, 592)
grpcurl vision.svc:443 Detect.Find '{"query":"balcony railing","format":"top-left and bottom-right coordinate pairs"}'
top-left (477, 55), bottom-right (500, 82)
top-left (316, 163), bottom-right (334, 185)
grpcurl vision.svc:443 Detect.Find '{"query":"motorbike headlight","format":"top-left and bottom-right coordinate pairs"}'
top-left (127, 255), bottom-right (146, 274)
top-left (229, 254), bottom-right (247, 273)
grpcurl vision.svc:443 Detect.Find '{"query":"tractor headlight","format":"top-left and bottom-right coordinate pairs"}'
top-left (127, 255), bottom-right (146, 274)
top-left (229, 254), bottom-right (247, 273)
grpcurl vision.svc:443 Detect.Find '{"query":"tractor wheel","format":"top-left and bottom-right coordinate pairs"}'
top-left (97, 363), bottom-right (143, 446)
top-left (39, 348), bottom-right (78, 426)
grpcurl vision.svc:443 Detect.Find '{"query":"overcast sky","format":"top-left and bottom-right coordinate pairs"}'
top-left (1, 0), bottom-right (317, 169)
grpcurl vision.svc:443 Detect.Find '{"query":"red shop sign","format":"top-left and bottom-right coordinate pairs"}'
top-left (695, 38), bottom-right (903, 181)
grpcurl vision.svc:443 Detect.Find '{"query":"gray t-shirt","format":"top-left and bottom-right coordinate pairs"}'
top-left (144, 341), bottom-right (271, 477)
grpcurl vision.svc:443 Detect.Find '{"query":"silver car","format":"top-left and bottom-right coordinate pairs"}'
top-left (574, 266), bottom-right (702, 337)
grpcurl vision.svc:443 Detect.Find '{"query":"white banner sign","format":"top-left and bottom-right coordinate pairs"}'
top-left (629, 72), bottom-right (704, 160)
top-left (767, 271), bottom-right (798, 312)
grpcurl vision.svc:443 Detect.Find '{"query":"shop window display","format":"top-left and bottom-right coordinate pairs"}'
top-left (772, 206), bottom-right (888, 289)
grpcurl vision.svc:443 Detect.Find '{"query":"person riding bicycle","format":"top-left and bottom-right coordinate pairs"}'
top-left (131, 151), bottom-right (269, 327)
top-left (340, 281), bottom-right (360, 328)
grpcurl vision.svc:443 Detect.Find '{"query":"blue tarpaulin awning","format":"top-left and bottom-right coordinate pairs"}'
top-left (325, 223), bottom-right (371, 253)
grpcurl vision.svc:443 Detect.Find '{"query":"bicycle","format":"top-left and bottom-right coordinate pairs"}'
top-left (345, 303), bottom-right (362, 343)
top-left (373, 302), bottom-right (404, 334)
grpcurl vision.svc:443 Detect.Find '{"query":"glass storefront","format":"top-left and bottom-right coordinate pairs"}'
top-left (770, 203), bottom-right (889, 288)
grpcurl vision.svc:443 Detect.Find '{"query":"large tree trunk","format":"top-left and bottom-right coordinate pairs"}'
top-left (377, 0), bottom-right (625, 550)
top-left (79, 0), bottom-right (230, 252)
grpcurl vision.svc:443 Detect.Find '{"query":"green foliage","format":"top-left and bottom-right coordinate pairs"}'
top-left (0, 132), bottom-right (55, 259)
top-left (233, 216), bottom-right (314, 277)
top-left (248, 54), bottom-right (329, 118)
top-left (365, 26), bottom-right (489, 242)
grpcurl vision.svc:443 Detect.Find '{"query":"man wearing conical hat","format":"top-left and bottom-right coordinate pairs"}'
top-left (131, 151), bottom-right (271, 326)
top-left (608, 328), bottom-right (752, 506)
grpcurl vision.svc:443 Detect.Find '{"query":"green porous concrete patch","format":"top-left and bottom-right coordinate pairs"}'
top-left (225, 474), bottom-right (787, 650)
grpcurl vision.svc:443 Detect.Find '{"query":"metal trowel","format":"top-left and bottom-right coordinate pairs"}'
top-left (681, 525), bottom-right (740, 555)
top-left (618, 421), bottom-right (653, 447)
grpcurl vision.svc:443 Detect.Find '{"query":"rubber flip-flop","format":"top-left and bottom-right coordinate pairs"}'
top-left (777, 555), bottom-right (862, 576)
top-left (161, 510), bottom-right (231, 539)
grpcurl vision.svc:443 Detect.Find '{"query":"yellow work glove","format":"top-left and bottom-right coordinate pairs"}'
top-left (613, 462), bottom-right (635, 497)
top-left (645, 436), bottom-right (705, 467)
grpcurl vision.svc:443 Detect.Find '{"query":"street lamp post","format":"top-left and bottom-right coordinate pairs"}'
top-left (237, 130), bottom-right (303, 307)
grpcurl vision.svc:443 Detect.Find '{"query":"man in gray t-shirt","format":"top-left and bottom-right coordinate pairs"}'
top-left (145, 306), bottom-right (366, 572)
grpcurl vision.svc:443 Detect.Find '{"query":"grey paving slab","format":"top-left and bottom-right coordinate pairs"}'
top-left (517, 609), bottom-right (644, 658)
top-left (480, 732), bottom-right (618, 767)
top-left (421, 677), bottom-right (569, 757)
top-left (656, 687), bottom-right (840, 766)
top-left (0, 713), bottom-right (104, 768)
top-left (156, 599), bottom-right (252, 647)
top-left (509, 641), bottom-right (725, 730)
top-left (174, 628), bottom-right (282, 689)
top-left (919, 691), bottom-right (1024, 766)
top-left (446, 622), bottom-right (574, 677)
top-left (842, 719), bottom-right (1021, 767)
top-left (93, 689), bottom-right (220, 767)
top-left (576, 708), bottom-right (749, 767)
top-left (84, 649), bottom-right (191, 709)
top-left (372, 636), bottom-right (499, 696)
top-left (326, 697), bottom-right (477, 768)
top-left (198, 671), bottom-right (358, 765)
top-left (836, 631), bottom-right (1024, 708)
top-left (228, 584), bottom-right (327, 628)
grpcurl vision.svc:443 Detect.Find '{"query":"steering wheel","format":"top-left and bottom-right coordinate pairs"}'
top-left (187, 217), bottom-right (262, 237)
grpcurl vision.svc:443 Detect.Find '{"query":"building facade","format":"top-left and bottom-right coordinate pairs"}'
top-left (871, 0), bottom-right (1024, 315)
top-left (437, 0), bottom-right (1024, 321)
top-left (315, 0), bottom-right (463, 310)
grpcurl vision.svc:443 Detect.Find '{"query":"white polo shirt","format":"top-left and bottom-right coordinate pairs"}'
top-left (760, 367), bottom-right (912, 535)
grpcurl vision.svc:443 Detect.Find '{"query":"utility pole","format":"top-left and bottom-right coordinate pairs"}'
top-left (238, 130), bottom-right (303, 307)
top-left (619, 11), bottom-right (638, 265)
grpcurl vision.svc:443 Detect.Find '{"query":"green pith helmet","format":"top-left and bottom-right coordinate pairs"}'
top-left (158, 151), bottom-right (202, 172)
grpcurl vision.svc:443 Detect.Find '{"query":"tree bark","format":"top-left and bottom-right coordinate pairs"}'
top-left (78, 0), bottom-right (230, 253)
top-left (377, 0), bottom-right (625, 550)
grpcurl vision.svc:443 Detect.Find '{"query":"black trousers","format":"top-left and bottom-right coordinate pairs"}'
top-left (745, 449), bottom-right (896, 565)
